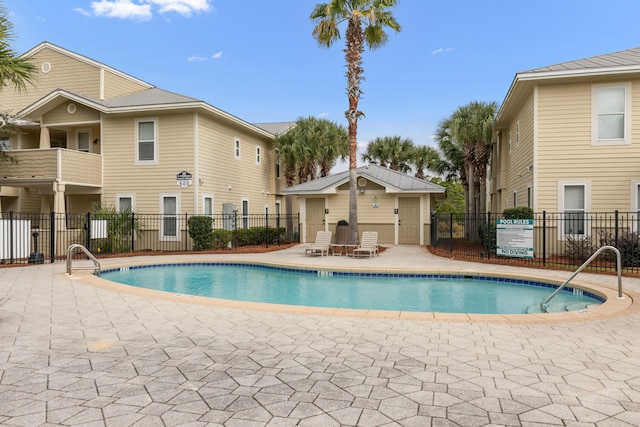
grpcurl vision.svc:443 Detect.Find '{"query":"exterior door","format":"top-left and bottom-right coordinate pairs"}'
top-left (306, 198), bottom-right (325, 242)
top-left (398, 197), bottom-right (420, 245)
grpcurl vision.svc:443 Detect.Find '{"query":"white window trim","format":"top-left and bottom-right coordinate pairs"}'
top-left (256, 145), bottom-right (262, 165)
top-left (76, 128), bottom-right (92, 153)
top-left (135, 118), bottom-right (159, 165)
top-left (591, 82), bottom-right (632, 145)
top-left (242, 198), bottom-right (249, 229)
top-left (275, 154), bottom-right (281, 179)
top-left (558, 180), bottom-right (591, 238)
top-left (234, 137), bottom-right (241, 160)
top-left (160, 193), bottom-right (180, 241)
top-left (203, 194), bottom-right (214, 216)
top-left (116, 194), bottom-right (136, 212)
top-left (630, 180), bottom-right (640, 232)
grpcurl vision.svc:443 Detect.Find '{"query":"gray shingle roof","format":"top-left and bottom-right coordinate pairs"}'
top-left (524, 47), bottom-right (640, 74)
top-left (253, 122), bottom-right (296, 135)
top-left (103, 88), bottom-right (200, 108)
top-left (281, 164), bottom-right (446, 194)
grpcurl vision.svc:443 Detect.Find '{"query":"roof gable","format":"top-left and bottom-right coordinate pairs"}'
top-left (281, 164), bottom-right (446, 195)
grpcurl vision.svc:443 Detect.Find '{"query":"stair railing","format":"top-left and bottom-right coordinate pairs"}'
top-left (542, 245), bottom-right (622, 311)
top-left (66, 244), bottom-right (101, 276)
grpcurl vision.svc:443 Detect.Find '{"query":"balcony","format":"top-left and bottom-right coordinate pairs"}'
top-left (0, 148), bottom-right (102, 188)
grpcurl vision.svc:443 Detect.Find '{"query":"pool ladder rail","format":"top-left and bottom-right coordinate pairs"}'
top-left (66, 244), bottom-right (101, 276)
top-left (540, 245), bottom-right (623, 312)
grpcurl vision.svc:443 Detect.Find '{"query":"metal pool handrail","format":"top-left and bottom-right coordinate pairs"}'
top-left (66, 244), bottom-right (101, 276)
top-left (542, 245), bottom-right (622, 309)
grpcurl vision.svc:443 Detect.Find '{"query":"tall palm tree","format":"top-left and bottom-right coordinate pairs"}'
top-left (411, 145), bottom-right (440, 179)
top-left (448, 101), bottom-right (497, 216)
top-left (362, 135), bottom-right (413, 172)
top-left (0, 1), bottom-right (37, 164)
top-left (311, 0), bottom-right (401, 245)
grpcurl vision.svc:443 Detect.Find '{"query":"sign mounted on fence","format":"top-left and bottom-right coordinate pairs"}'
top-left (176, 171), bottom-right (193, 188)
top-left (496, 218), bottom-right (534, 258)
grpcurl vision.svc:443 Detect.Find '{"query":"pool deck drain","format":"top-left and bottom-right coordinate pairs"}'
top-left (2, 245), bottom-right (640, 426)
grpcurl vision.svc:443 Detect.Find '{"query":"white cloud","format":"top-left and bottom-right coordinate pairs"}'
top-left (90, 0), bottom-right (152, 21)
top-left (319, 112), bottom-right (330, 118)
top-left (188, 55), bottom-right (208, 62)
top-left (431, 47), bottom-right (454, 55)
top-left (73, 8), bottom-right (92, 16)
top-left (212, 51), bottom-right (222, 59)
top-left (82, 0), bottom-right (212, 21)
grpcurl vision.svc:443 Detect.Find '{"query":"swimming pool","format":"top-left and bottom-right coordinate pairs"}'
top-left (100, 263), bottom-right (604, 314)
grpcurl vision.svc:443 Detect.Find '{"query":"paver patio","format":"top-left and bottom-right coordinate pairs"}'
top-left (1, 245), bottom-right (640, 426)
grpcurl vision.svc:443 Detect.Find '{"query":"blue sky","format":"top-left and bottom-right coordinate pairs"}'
top-left (5, 0), bottom-right (640, 169)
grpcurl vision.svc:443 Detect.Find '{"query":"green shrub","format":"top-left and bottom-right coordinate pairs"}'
top-left (503, 207), bottom-right (534, 219)
top-left (212, 229), bottom-right (233, 249)
top-left (188, 216), bottom-right (214, 251)
top-left (566, 234), bottom-right (595, 265)
top-left (478, 222), bottom-right (497, 254)
top-left (599, 230), bottom-right (640, 267)
top-left (91, 205), bottom-right (142, 254)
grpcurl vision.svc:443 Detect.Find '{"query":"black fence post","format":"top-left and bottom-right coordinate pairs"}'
top-left (542, 211), bottom-right (547, 266)
top-left (615, 210), bottom-right (619, 249)
top-left (265, 208), bottom-right (269, 248)
top-left (449, 212), bottom-right (453, 253)
top-left (50, 211), bottom-right (56, 263)
top-left (486, 211), bottom-right (491, 259)
top-left (130, 212), bottom-right (135, 253)
top-left (185, 213), bottom-right (189, 252)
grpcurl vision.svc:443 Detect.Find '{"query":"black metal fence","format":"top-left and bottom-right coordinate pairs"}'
top-left (0, 211), bottom-right (299, 264)
top-left (431, 211), bottom-right (640, 274)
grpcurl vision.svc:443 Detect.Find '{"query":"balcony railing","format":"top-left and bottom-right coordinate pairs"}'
top-left (1, 148), bottom-right (102, 186)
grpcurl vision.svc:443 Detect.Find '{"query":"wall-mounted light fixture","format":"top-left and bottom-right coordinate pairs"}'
top-left (324, 208), bottom-right (329, 214)
top-left (92, 138), bottom-right (99, 145)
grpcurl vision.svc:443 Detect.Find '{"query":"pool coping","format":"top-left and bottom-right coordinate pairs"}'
top-left (65, 257), bottom-right (639, 324)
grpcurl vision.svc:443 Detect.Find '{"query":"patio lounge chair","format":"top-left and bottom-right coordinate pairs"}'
top-left (352, 231), bottom-right (379, 258)
top-left (305, 230), bottom-right (332, 256)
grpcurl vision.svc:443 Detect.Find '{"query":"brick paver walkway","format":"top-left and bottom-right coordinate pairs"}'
top-left (1, 245), bottom-right (640, 426)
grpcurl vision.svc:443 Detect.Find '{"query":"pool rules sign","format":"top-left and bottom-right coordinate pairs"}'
top-left (496, 219), bottom-right (534, 258)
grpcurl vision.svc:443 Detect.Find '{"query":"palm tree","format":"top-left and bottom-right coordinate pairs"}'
top-left (311, 0), bottom-right (401, 245)
top-left (362, 135), bottom-right (413, 173)
top-left (411, 145), bottom-right (440, 179)
top-left (448, 101), bottom-right (497, 216)
top-left (0, 1), bottom-right (37, 164)
top-left (275, 116), bottom-right (348, 236)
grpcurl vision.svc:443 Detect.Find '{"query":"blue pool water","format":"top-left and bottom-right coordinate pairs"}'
top-left (101, 263), bottom-right (604, 314)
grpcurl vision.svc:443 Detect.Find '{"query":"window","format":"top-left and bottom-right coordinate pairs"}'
top-left (275, 155), bottom-right (281, 179)
top-left (512, 191), bottom-right (517, 208)
top-left (527, 186), bottom-right (532, 209)
top-left (515, 122), bottom-right (519, 146)
top-left (563, 184), bottom-right (586, 235)
top-left (234, 137), bottom-right (241, 160)
top-left (77, 130), bottom-right (90, 152)
top-left (275, 201), bottom-right (281, 229)
top-left (242, 199), bottom-right (249, 229)
top-left (592, 83), bottom-right (631, 144)
top-left (256, 146), bottom-right (261, 165)
top-left (116, 195), bottom-right (135, 212)
top-left (136, 119), bottom-right (157, 164)
top-left (203, 195), bottom-right (213, 216)
top-left (161, 194), bottom-right (179, 240)
top-left (0, 138), bottom-right (10, 151)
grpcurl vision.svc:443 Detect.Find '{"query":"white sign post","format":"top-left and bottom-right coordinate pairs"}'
top-left (496, 219), bottom-right (534, 258)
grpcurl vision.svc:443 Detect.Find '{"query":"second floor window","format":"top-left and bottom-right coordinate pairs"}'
top-left (593, 83), bottom-right (631, 144)
top-left (136, 119), bottom-right (157, 164)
